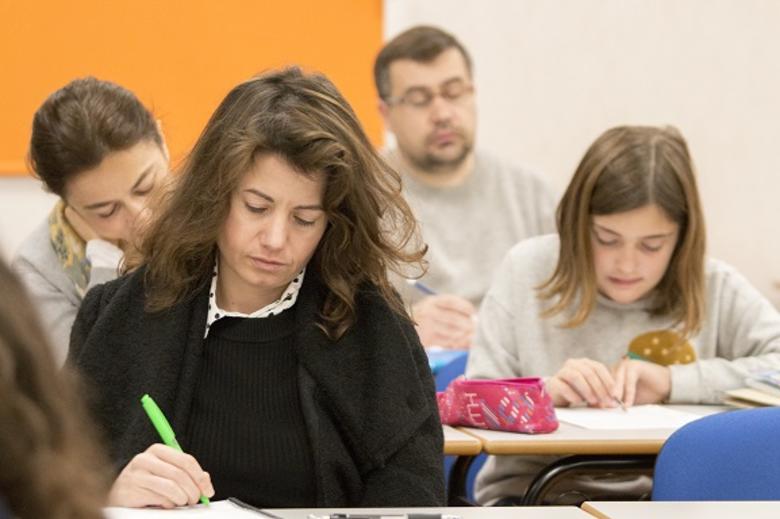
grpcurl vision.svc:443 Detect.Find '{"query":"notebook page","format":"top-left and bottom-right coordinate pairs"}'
top-left (105, 500), bottom-right (264, 518)
top-left (554, 404), bottom-right (702, 430)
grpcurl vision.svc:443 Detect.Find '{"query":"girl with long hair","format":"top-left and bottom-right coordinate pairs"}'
top-left (467, 125), bottom-right (780, 504)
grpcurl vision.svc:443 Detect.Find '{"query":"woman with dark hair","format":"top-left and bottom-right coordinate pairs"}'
top-left (13, 77), bottom-right (169, 365)
top-left (69, 67), bottom-right (444, 509)
top-left (0, 259), bottom-right (110, 519)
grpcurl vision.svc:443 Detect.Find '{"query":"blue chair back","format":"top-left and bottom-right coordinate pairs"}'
top-left (426, 349), bottom-right (486, 502)
top-left (653, 407), bottom-right (780, 500)
top-left (433, 350), bottom-right (468, 392)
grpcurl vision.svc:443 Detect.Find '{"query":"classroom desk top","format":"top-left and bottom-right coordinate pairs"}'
top-left (106, 503), bottom-right (592, 518)
top-left (459, 405), bottom-right (729, 455)
top-left (581, 501), bottom-right (780, 519)
top-left (267, 506), bottom-right (592, 518)
top-left (442, 425), bottom-right (482, 456)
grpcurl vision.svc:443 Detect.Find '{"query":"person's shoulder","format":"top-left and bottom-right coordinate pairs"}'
top-left (81, 266), bottom-right (146, 313)
top-left (475, 150), bottom-right (555, 209)
top-left (351, 281), bottom-right (419, 344)
top-left (507, 233), bottom-right (560, 265)
top-left (702, 257), bottom-right (780, 316)
top-left (705, 256), bottom-right (739, 276)
top-left (12, 217), bottom-right (55, 267)
top-left (475, 149), bottom-right (546, 183)
top-left (704, 256), bottom-right (763, 300)
top-left (490, 234), bottom-right (560, 290)
top-left (705, 257), bottom-right (753, 285)
top-left (11, 217), bottom-right (74, 290)
top-left (354, 280), bottom-right (402, 319)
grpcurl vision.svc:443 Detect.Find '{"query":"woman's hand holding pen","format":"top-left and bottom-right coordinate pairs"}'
top-left (611, 358), bottom-right (671, 406)
top-left (546, 358), bottom-right (622, 408)
top-left (108, 443), bottom-right (215, 509)
top-left (412, 294), bottom-right (476, 349)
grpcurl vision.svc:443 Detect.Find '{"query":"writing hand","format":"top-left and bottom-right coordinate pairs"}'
top-left (108, 444), bottom-right (214, 508)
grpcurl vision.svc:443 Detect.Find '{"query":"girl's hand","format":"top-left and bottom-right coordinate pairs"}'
top-left (546, 357), bottom-right (620, 408)
top-left (611, 358), bottom-right (672, 407)
top-left (108, 444), bottom-right (214, 508)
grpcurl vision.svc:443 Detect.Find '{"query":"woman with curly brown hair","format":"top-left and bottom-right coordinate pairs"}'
top-left (68, 67), bottom-right (444, 509)
top-left (0, 260), bottom-right (110, 519)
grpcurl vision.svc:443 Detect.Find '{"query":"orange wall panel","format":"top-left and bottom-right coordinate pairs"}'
top-left (0, 1), bottom-right (383, 176)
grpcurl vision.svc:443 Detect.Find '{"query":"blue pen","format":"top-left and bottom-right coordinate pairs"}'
top-left (405, 278), bottom-right (437, 296)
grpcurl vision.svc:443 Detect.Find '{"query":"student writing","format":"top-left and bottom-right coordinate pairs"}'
top-left (68, 68), bottom-right (445, 509)
top-left (466, 125), bottom-right (780, 504)
top-left (376, 26), bottom-right (556, 349)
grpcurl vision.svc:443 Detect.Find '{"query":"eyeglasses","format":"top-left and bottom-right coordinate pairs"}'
top-left (385, 78), bottom-right (474, 109)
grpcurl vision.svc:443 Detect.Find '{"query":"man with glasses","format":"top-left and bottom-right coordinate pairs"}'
top-left (375, 25), bottom-right (555, 349)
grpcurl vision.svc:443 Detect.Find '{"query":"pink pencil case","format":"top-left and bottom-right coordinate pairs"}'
top-left (437, 376), bottom-right (558, 434)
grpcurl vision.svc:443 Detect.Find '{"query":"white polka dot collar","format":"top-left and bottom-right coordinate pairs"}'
top-left (204, 260), bottom-right (305, 339)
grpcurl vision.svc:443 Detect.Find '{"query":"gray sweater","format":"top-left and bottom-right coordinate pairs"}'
top-left (12, 219), bottom-right (117, 366)
top-left (467, 234), bottom-right (780, 503)
top-left (387, 150), bottom-right (556, 307)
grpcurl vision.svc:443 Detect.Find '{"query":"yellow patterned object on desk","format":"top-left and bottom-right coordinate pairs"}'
top-left (628, 329), bottom-right (696, 366)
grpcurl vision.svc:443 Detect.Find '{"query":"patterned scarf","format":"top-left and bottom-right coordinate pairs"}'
top-left (48, 200), bottom-right (90, 297)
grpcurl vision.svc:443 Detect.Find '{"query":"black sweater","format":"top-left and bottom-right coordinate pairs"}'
top-left (68, 267), bottom-right (445, 506)
top-left (188, 313), bottom-right (315, 506)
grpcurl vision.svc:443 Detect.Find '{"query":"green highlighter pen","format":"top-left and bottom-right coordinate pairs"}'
top-left (140, 394), bottom-right (210, 505)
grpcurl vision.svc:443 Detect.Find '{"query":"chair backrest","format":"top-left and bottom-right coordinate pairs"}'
top-left (652, 407), bottom-right (780, 500)
top-left (431, 350), bottom-right (469, 393)
top-left (429, 349), bottom-right (485, 503)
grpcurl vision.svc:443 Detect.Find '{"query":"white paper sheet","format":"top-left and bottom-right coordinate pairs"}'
top-left (554, 404), bottom-right (703, 430)
top-left (105, 500), bottom-right (265, 518)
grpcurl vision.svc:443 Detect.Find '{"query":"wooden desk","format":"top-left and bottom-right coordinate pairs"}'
top-left (443, 425), bottom-right (481, 456)
top-left (270, 506), bottom-right (592, 518)
top-left (460, 406), bottom-right (728, 505)
top-left (461, 406), bottom-right (728, 456)
top-left (582, 500), bottom-right (780, 519)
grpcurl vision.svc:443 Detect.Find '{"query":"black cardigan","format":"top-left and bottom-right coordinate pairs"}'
top-left (68, 267), bottom-right (445, 506)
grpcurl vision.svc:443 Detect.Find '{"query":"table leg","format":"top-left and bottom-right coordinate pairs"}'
top-left (447, 454), bottom-right (477, 506)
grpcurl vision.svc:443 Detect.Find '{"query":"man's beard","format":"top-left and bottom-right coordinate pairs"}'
top-left (407, 135), bottom-right (473, 174)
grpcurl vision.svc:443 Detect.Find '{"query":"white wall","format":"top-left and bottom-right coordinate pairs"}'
top-left (0, 176), bottom-right (58, 261)
top-left (385, 0), bottom-right (780, 307)
top-left (3, 1), bottom-right (779, 306)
